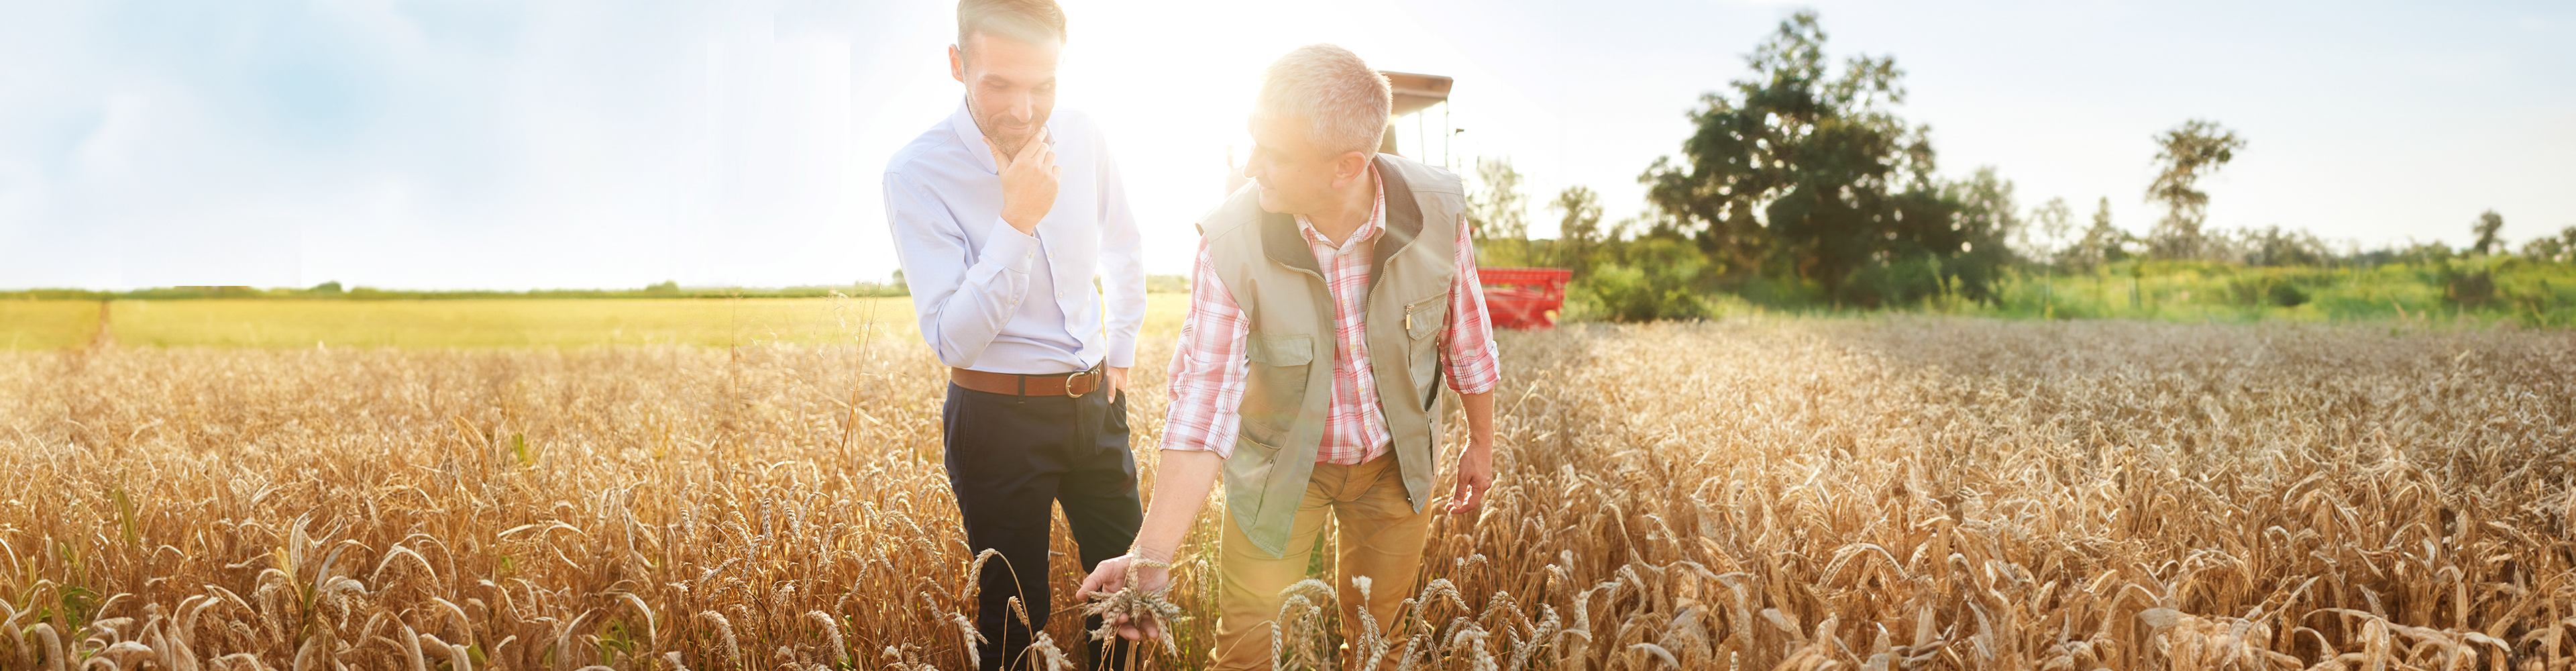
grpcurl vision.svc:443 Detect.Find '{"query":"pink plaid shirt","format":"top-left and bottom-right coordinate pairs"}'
top-left (1162, 168), bottom-right (1501, 464)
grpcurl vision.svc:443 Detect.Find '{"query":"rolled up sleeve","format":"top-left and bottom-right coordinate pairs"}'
top-left (1159, 241), bottom-right (1251, 458)
top-left (1441, 212), bottom-right (1501, 395)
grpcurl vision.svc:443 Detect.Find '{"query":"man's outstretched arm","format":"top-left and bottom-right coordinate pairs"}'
top-left (1074, 240), bottom-right (1248, 640)
top-left (1443, 211), bottom-right (1503, 515)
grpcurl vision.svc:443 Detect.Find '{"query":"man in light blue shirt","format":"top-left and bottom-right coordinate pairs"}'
top-left (880, 0), bottom-right (1143, 668)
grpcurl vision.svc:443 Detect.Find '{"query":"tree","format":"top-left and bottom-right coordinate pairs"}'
top-left (2021, 197), bottom-right (2075, 264)
top-left (1550, 185), bottom-right (1605, 270)
top-left (2236, 225), bottom-right (2329, 266)
top-left (2522, 226), bottom-right (2576, 263)
top-left (1640, 9), bottom-right (1951, 303)
top-left (2145, 119), bottom-right (2245, 260)
top-left (1952, 167), bottom-right (2020, 243)
top-left (1941, 167), bottom-right (2020, 303)
top-left (2524, 227), bottom-right (2576, 266)
top-left (2068, 197), bottom-right (2131, 271)
top-left (1467, 156), bottom-right (1529, 242)
top-left (2471, 209), bottom-right (2504, 256)
top-left (1553, 185), bottom-right (1603, 244)
top-left (2524, 235), bottom-right (2565, 263)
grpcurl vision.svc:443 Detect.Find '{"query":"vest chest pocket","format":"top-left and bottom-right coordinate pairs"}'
top-left (1240, 332), bottom-right (1313, 438)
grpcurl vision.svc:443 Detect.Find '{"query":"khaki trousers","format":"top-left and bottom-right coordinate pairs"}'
top-left (1210, 453), bottom-right (1434, 670)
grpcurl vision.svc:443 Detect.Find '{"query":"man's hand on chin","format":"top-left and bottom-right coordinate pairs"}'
top-left (985, 128), bottom-right (1059, 236)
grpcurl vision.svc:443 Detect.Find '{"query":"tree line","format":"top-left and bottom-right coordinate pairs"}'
top-left (1470, 10), bottom-right (2574, 322)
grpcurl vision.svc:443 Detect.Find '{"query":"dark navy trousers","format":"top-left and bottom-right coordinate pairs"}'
top-left (941, 382), bottom-right (1143, 670)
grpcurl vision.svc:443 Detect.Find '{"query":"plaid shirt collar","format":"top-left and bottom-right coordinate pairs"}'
top-left (1289, 166), bottom-right (1385, 252)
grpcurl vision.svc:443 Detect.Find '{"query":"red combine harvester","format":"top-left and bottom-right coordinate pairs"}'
top-left (1478, 267), bottom-right (1572, 329)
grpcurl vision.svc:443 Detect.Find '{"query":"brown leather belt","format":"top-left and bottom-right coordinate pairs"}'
top-left (950, 363), bottom-right (1105, 398)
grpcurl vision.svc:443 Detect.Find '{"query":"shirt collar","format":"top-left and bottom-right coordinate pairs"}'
top-left (949, 99), bottom-right (999, 175)
top-left (1295, 163), bottom-right (1387, 248)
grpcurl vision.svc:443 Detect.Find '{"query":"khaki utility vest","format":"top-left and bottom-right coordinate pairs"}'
top-left (1199, 154), bottom-right (1466, 558)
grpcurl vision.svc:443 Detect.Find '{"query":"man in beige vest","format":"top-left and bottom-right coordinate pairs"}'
top-left (1077, 44), bottom-right (1502, 668)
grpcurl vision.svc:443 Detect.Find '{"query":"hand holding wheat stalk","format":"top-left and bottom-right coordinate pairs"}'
top-left (1078, 555), bottom-right (1189, 654)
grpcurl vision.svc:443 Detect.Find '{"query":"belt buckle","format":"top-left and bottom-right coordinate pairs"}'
top-left (1064, 369), bottom-right (1089, 399)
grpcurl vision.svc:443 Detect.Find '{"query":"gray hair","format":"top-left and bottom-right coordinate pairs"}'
top-left (1254, 44), bottom-right (1391, 157)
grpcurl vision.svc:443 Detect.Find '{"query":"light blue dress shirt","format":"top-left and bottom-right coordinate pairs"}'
top-left (883, 101), bottom-right (1144, 375)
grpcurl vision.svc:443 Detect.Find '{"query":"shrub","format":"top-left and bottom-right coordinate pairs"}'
top-left (2444, 268), bottom-right (2496, 306)
top-left (1572, 238), bottom-right (1708, 322)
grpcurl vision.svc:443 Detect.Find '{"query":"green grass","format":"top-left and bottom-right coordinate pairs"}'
top-left (5, 296), bottom-right (1192, 349)
top-left (1545, 256), bottom-right (2576, 328)
top-left (1978, 258), bottom-right (2576, 327)
top-left (1, 300), bottom-right (105, 349)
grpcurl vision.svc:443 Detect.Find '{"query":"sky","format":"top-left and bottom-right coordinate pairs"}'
top-left (1, 0), bottom-right (2569, 291)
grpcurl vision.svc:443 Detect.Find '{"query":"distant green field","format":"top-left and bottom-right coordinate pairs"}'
top-left (1, 301), bottom-right (104, 349)
top-left (3, 296), bottom-right (1191, 349)
top-left (1977, 260), bottom-right (2576, 327)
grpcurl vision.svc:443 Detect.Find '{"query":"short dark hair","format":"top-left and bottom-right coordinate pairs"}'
top-left (957, 0), bottom-right (1066, 54)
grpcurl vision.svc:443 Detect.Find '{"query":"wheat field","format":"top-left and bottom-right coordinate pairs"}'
top-left (3, 315), bottom-right (2573, 670)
